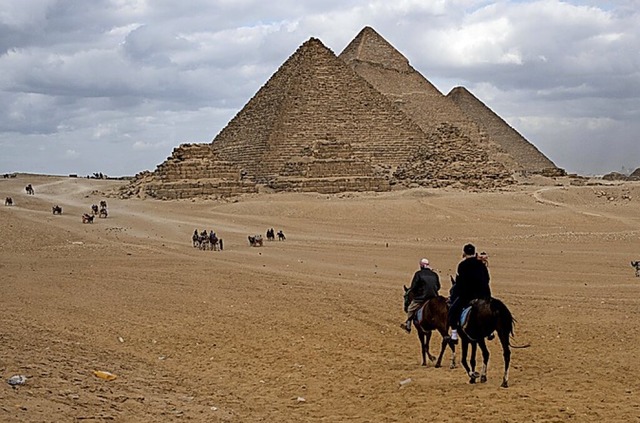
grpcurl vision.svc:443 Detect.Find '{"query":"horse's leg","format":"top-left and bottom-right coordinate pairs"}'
top-left (434, 328), bottom-right (448, 368)
top-left (478, 339), bottom-right (490, 383)
top-left (498, 330), bottom-right (511, 388)
top-left (418, 330), bottom-right (427, 366)
top-left (460, 338), bottom-right (471, 379)
top-left (425, 330), bottom-right (436, 363)
top-left (469, 342), bottom-right (480, 383)
top-left (447, 334), bottom-right (457, 369)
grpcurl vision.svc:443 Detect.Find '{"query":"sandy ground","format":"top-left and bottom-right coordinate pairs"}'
top-left (1, 174), bottom-right (639, 422)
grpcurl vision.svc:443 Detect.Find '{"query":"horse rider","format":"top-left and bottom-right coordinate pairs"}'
top-left (448, 243), bottom-right (491, 344)
top-left (401, 258), bottom-right (441, 334)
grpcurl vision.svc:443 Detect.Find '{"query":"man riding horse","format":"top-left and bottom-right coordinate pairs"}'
top-left (448, 243), bottom-right (491, 344)
top-left (401, 258), bottom-right (441, 333)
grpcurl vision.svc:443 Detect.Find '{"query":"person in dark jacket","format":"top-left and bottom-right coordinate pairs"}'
top-left (448, 243), bottom-right (491, 343)
top-left (402, 258), bottom-right (441, 333)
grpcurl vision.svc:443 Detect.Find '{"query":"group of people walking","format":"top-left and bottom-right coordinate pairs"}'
top-left (402, 243), bottom-right (491, 344)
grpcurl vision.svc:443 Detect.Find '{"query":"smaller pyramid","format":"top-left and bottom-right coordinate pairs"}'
top-left (447, 86), bottom-right (562, 175)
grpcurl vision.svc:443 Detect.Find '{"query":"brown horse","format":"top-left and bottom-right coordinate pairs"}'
top-left (403, 287), bottom-right (456, 368)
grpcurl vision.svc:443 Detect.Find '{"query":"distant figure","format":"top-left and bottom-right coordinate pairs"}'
top-left (82, 213), bottom-right (94, 224)
top-left (632, 261), bottom-right (640, 277)
top-left (219, 238), bottom-right (223, 251)
top-left (266, 228), bottom-right (275, 241)
top-left (52, 205), bottom-right (63, 215)
top-left (277, 230), bottom-right (286, 241)
top-left (100, 200), bottom-right (107, 209)
top-left (91, 204), bottom-right (99, 215)
top-left (25, 184), bottom-right (34, 195)
top-left (4, 197), bottom-right (13, 206)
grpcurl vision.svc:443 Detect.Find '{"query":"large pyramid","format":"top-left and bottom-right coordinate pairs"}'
top-left (447, 86), bottom-right (560, 175)
top-left (122, 28), bottom-right (560, 199)
top-left (339, 26), bottom-right (559, 174)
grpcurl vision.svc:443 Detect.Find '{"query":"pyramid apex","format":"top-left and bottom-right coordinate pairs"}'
top-left (339, 26), bottom-right (410, 71)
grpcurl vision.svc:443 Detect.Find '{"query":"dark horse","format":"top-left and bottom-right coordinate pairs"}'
top-left (403, 286), bottom-right (456, 368)
top-left (52, 205), bottom-right (62, 215)
top-left (25, 184), bottom-right (34, 195)
top-left (456, 293), bottom-right (530, 388)
top-left (4, 197), bottom-right (13, 206)
top-left (266, 228), bottom-right (275, 241)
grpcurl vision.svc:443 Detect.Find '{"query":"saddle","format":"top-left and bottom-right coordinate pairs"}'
top-left (412, 306), bottom-right (425, 324)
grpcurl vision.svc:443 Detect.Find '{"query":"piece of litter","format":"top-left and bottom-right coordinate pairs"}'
top-left (296, 397), bottom-right (306, 402)
top-left (7, 375), bottom-right (27, 386)
top-left (93, 370), bottom-right (117, 381)
top-left (399, 378), bottom-right (412, 386)
top-left (118, 337), bottom-right (124, 343)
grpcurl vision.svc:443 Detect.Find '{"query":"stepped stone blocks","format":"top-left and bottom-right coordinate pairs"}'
top-left (211, 37), bottom-right (433, 188)
top-left (122, 26), bottom-right (564, 199)
top-left (447, 86), bottom-right (562, 175)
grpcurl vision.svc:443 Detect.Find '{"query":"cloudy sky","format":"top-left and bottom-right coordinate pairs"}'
top-left (1, 0), bottom-right (638, 177)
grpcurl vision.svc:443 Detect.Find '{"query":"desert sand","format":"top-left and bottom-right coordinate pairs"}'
top-left (1, 174), bottom-right (639, 422)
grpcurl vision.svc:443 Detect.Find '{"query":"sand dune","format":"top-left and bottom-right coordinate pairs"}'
top-left (1, 174), bottom-right (639, 422)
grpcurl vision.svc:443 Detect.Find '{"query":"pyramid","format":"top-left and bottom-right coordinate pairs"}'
top-left (122, 28), bottom-right (556, 199)
top-left (447, 86), bottom-right (561, 174)
top-left (339, 26), bottom-right (559, 175)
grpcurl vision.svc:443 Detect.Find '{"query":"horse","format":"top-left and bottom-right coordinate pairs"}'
top-left (100, 200), bottom-right (107, 209)
top-left (91, 204), bottom-right (99, 215)
top-left (82, 213), bottom-right (94, 224)
top-left (631, 261), bottom-right (640, 277)
top-left (4, 197), bottom-right (13, 206)
top-left (455, 295), bottom-right (529, 388)
top-left (209, 232), bottom-right (219, 251)
top-left (403, 286), bottom-right (456, 368)
top-left (99, 207), bottom-right (108, 218)
top-left (248, 235), bottom-right (263, 247)
top-left (266, 228), bottom-right (275, 241)
top-left (52, 205), bottom-right (62, 215)
top-left (199, 237), bottom-right (211, 251)
top-left (277, 230), bottom-right (286, 241)
top-left (25, 184), bottom-right (34, 195)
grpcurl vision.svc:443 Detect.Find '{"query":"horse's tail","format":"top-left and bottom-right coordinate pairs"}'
top-left (490, 297), bottom-right (531, 348)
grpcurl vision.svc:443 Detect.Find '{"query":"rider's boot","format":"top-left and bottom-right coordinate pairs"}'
top-left (400, 320), bottom-right (411, 333)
